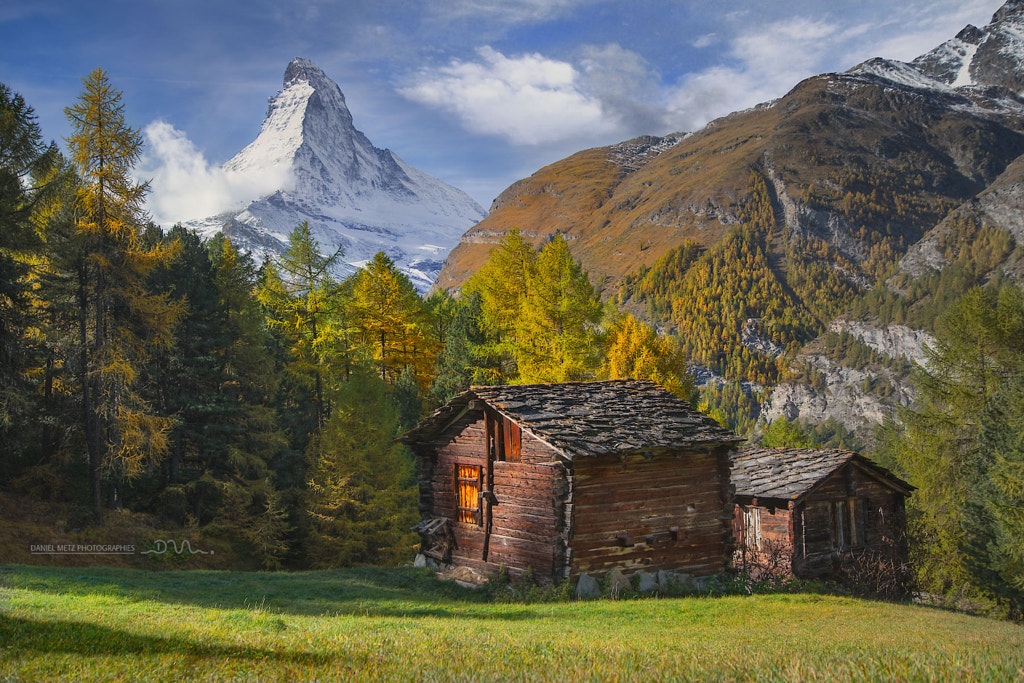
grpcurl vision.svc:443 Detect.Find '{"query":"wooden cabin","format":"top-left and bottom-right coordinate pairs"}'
top-left (399, 380), bottom-right (742, 583)
top-left (730, 447), bottom-right (914, 578)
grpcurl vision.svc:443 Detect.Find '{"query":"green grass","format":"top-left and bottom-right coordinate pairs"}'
top-left (1, 565), bottom-right (1022, 681)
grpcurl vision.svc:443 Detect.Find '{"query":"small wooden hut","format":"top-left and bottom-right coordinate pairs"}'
top-left (730, 447), bottom-right (914, 578)
top-left (399, 380), bottom-right (742, 582)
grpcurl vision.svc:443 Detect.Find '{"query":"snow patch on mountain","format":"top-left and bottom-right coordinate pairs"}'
top-left (184, 58), bottom-right (486, 292)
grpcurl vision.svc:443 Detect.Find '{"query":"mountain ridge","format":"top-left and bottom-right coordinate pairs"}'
top-left (435, 0), bottom-right (1024, 440)
top-left (186, 58), bottom-right (486, 291)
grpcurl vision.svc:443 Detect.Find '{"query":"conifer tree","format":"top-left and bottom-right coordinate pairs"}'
top-left (351, 251), bottom-right (434, 383)
top-left (602, 313), bottom-right (695, 401)
top-left (64, 68), bottom-right (181, 524)
top-left (0, 84), bottom-right (57, 457)
top-left (258, 221), bottom-right (344, 431)
top-left (462, 227), bottom-right (535, 379)
top-left (516, 235), bottom-right (602, 382)
top-left (305, 368), bottom-right (418, 567)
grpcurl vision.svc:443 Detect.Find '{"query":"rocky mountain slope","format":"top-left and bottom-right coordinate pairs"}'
top-left (436, 0), bottom-right (1024, 440)
top-left (186, 58), bottom-right (486, 291)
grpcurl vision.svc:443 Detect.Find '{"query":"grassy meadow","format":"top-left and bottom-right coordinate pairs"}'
top-left (1, 564), bottom-right (1022, 682)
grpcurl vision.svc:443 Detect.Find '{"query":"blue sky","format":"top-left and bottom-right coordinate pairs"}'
top-left (0, 0), bottom-right (1007, 224)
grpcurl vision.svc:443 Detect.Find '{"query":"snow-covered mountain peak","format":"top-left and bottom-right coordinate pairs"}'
top-left (185, 58), bottom-right (487, 292)
top-left (845, 0), bottom-right (1024, 99)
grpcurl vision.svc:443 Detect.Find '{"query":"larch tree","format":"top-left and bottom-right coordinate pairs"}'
top-left (516, 234), bottom-right (603, 383)
top-left (352, 251), bottom-right (434, 384)
top-left (602, 313), bottom-right (696, 401)
top-left (258, 221), bottom-right (344, 431)
top-left (462, 227), bottom-right (535, 380)
top-left (64, 68), bottom-right (182, 524)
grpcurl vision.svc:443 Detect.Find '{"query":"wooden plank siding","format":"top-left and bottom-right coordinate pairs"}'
top-left (568, 447), bottom-right (734, 577)
top-left (794, 463), bottom-right (908, 577)
top-left (416, 411), bottom-right (566, 580)
top-left (733, 462), bottom-right (909, 578)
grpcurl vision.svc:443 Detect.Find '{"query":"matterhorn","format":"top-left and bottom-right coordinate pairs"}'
top-left (186, 58), bottom-right (486, 290)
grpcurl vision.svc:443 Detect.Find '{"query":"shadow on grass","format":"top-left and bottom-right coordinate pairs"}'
top-left (0, 613), bottom-right (338, 663)
top-left (0, 564), bottom-right (540, 620)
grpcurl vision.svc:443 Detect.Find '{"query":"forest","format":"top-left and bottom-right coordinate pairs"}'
top-left (2, 71), bottom-right (1023, 617)
top-left (0, 73), bottom-right (691, 571)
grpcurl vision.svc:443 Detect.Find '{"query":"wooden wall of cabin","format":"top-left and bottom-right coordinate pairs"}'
top-left (732, 500), bottom-right (794, 575)
top-left (417, 411), bottom-right (566, 581)
top-left (793, 463), bottom-right (908, 577)
top-left (568, 447), bottom-right (734, 578)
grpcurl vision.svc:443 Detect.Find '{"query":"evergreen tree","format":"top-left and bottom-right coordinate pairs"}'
top-left (877, 284), bottom-right (1024, 599)
top-left (0, 84), bottom-right (58, 461)
top-left (64, 68), bottom-right (182, 523)
top-left (304, 368), bottom-right (418, 567)
top-left (429, 290), bottom-right (492, 403)
top-left (964, 369), bottom-right (1024, 617)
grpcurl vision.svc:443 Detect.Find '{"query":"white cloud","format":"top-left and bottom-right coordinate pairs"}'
top-left (427, 0), bottom-right (606, 23)
top-left (662, 17), bottom-right (841, 133)
top-left (693, 33), bottom-right (719, 49)
top-left (399, 46), bottom-right (620, 145)
top-left (137, 120), bottom-right (291, 227)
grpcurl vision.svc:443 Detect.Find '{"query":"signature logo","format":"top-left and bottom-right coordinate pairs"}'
top-left (141, 539), bottom-right (213, 556)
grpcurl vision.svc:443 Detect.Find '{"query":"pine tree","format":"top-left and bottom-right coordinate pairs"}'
top-left (64, 68), bottom-right (182, 524)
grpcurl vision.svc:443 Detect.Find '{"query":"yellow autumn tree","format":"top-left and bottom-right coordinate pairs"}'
top-left (516, 235), bottom-right (603, 383)
top-left (352, 251), bottom-right (435, 384)
top-left (603, 313), bottom-right (696, 401)
top-left (64, 68), bottom-right (182, 523)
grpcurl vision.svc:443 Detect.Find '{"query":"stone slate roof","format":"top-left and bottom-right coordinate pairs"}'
top-left (400, 379), bottom-right (741, 460)
top-left (730, 447), bottom-right (914, 500)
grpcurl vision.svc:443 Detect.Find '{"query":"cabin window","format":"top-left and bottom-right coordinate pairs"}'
top-left (743, 506), bottom-right (762, 550)
top-left (455, 464), bottom-right (482, 525)
top-left (832, 498), bottom-right (863, 549)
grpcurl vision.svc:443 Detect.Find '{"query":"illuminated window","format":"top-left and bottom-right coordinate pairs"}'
top-left (455, 464), bottom-right (482, 525)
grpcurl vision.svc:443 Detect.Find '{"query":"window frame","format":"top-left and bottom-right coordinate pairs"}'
top-left (454, 463), bottom-right (483, 526)
top-left (832, 497), bottom-right (864, 550)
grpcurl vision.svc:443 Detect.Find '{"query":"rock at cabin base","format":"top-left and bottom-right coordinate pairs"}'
top-left (413, 553), bottom-right (427, 568)
top-left (656, 570), bottom-right (673, 591)
top-left (637, 571), bottom-right (658, 593)
top-left (607, 568), bottom-right (631, 596)
top-left (575, 573), bottom-right (601, 599)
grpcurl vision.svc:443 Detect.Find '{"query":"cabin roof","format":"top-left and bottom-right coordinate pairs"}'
top-left (400, 379), bottom-right (741, 460)
top-left (730, 447), bottom-right (914, 500)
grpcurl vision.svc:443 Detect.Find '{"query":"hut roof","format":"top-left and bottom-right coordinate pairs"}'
top-left (399, 379), bottom-right (741, 460)
top-left (730, 447), bottom-right (914, 500)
